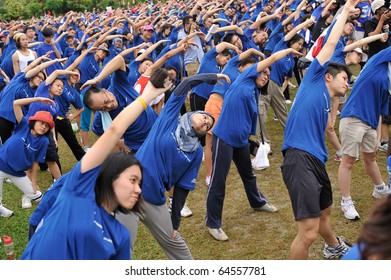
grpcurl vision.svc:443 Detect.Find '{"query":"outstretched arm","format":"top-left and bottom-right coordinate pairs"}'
top-left (256, 48), bottom-right (302, 72)
top-left (343, 33), bottom-right (388, 52)
top-left (13, 97), bottom-right (55, 124)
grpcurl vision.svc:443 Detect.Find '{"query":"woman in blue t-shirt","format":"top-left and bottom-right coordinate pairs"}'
top-left (117, 73), bottom-right (229, 260)
top-left (21, 79), bottom-right (170, 260)
top-left (0, 97), bottom-right (54, 218)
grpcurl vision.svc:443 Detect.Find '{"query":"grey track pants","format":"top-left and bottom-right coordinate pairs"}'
top-left (116, 197), bottom-right (193, 260)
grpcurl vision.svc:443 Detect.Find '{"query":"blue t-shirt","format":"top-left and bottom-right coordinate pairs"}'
top-left (21, 161), bottom-right (131, 260)
top-left (29, 173), bottom-right (68, 227)
top-left (270, 39), bottom-right (294, 87)
top-left (135, 74), bottom-right (218, 205)
top-left (191, 47), bottom-right (221, 100)
top-left (127, 60), bottom-right (141, 86)
top-left (27, 83), bottom-right (59, 119)
top-left (78, 52), bottom-right (100, 83)
top-left (36, 42), bottom-right (63, 76)
top-left (56, 82), bottom-right (84, 118)
top-left (0, 72), bottom-right (36, 123)
top-left (340, 47), bottom-right (391, 129)
top-left (0, 118), bottom-right (48, 176)
top-left (282, 59), bottom-right (330, 164)
top-left (213, 64), bottom-right (260, 148)
top-left (211, 55), bottom-right (241, 98)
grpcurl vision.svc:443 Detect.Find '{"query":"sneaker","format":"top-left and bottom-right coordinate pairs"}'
top-left (341, 200), bottom-right (360, 220)
top-left (334, 153), bottom-right (342, 162)
top-left (205, 176), bottom-right (211, 188)
top-left (180, 203), bottom-right (193, 217)
top-left (5, 178), bottom-right (12, 183)
top-left (0, 204), bottom-right (13, 218)
top-left (84, 146), bottom-right (91, 152)
top-left (273, 115), bottom-right (278, 121)
top-left (22, 191), bottom-right (42, 209)
top-left (285, 99), bottom-right (292, 104)
top-left (379, 142), bottom-right (388, 152)
top-left (372, 185), bottom-right (391, 198)
top-left (22, 195), bottom-right (32, 208)
top-left (254, 202), bottom-right (278, 213)
top-left (208, 227), bottom-right (229, 241)
top-left (323, 236), bottom-right (352, 259)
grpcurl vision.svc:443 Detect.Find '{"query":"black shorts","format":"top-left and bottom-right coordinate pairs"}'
top-left (45, 133), bottom-right (59, 162)
top-left (281, 149), bottom-right (333, 221)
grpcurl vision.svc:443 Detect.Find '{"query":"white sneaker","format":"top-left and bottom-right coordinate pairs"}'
top-left (22, 191), bottom-right (42, 208)
top-left (84, 146), bottom-right (91, 152)
top-left (285, 99), bottom-right (292, 104)
top-left (180, 203), bottom-right (193, 217)
top-left (254, 202), bottom-right (278, 213)
top-left (5, 178), bottom-right (12, 183)
top-left (341, 200), bottom-right (360, 220)
top-left (372, 185), bottom-right (391, 198)
top-left (379, 142), bottom-right (388, 152)
top-left (208, 227), bottom-right (229, 241)
top-left (0, 204), bottom-right (13, 218)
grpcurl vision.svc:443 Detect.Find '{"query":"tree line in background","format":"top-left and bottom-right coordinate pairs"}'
top-left (0, 0), bottom-right (149, 21)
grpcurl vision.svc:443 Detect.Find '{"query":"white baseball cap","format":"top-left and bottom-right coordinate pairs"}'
top-left (371, 0), bottom-right (390, 13)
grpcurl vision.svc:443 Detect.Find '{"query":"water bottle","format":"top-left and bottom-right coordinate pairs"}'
top-left (1, 235), bottom-right (15, 260)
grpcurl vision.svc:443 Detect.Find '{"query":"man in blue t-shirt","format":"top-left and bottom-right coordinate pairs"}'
top-left (281, 0), bottom-right (357, 260)
top-left (337, 47), bottom-right (391, 221)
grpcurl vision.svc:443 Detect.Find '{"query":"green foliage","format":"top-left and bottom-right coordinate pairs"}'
top-left (26, 2), bottom-right (43, 18)
top-left (44, 0), bottom-right (64, 14)
top-left (4, 0), bottom-right (27, 20)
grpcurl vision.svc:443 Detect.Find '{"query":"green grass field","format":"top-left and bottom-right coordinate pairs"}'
top-left (0, 69), bottom-right (388, 260)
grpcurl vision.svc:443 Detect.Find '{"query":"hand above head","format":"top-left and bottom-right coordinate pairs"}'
top-left (216, 73), bottom-right (231, 85)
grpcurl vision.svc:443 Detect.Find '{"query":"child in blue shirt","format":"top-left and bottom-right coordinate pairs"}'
top-left (0, 97), bottom-right (54, 218)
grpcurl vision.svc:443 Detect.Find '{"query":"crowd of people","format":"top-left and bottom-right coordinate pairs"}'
top-left (0, 0), bottom-right (390, 260)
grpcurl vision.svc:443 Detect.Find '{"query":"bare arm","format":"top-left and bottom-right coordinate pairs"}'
top-left (256, 48), bottom-right (301, 72)
top-left (343, 33), bottom-right (388, 52)
top-left (317, 0), bottom-right (360, 66)
top-left (13, 97), bottom-right (55, 124)
top-left (45, 69), bottom-right (79, 85)
top-left (12, 52), bottom-right (20, 75)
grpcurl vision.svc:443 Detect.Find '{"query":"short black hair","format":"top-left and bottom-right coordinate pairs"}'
top-left (42, 27), bottom-right (54, 37)
top-left (327, 62), bottom-right (352, 82)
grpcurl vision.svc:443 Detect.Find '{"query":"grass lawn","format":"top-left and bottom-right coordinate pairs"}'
top-left (0, 68), bottom-right (388, 259)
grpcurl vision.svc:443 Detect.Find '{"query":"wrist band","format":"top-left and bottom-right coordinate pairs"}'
top-left (137, 97), bottom-right (147, 110)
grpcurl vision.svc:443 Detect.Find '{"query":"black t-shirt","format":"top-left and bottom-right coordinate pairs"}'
top-left (364, 17), bottom-right (391, 58)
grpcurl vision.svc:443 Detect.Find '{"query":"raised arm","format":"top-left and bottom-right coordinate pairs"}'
top-left (256, 48), bottom-right (302, 72)
top-left (136, 39), bottom-right (171, 61)
top-left (317, 0), bottom-right (360, 65)
top-left (284, 16), bottom-right (315, 41)
top-left (25, 58), bottom-right (67, 79)
top-left (343, 33), bottom-right (389, 52)
top-left (45, 69), bottom-right (79, 85)
top-left (13, 97), bottom-right (55, 124)
top-left (144, 44), bottom-right (186, 76)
